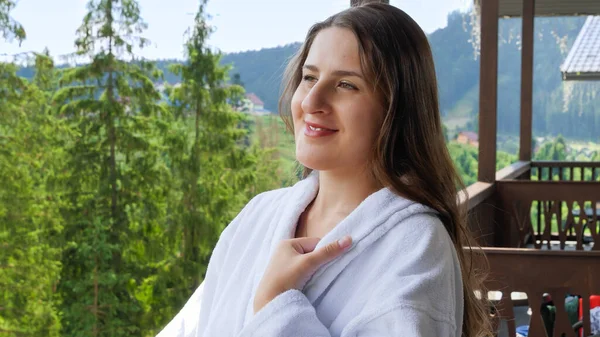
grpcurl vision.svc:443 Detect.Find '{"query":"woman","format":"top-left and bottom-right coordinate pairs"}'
top-left (158, 3), bottom-right (492, 337)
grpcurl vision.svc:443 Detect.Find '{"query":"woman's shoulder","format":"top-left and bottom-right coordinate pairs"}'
top-left (239, 186), bottom-right (294, 217)
top-left (354, 206), bottom-right (462, 330)
top-left (367, 202), bottom-right (460, 281)
top-left (394, 209), bottom-right (450, 244)
top-left (250, 186), bottom-right (293, 206)
top-left (387, 209), bottom-right (458, 270)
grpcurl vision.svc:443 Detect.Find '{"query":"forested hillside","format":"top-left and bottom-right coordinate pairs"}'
top-left (17, 13), bottom-right (598, 142)
top-left (219, 14), bottom-right (598, 142)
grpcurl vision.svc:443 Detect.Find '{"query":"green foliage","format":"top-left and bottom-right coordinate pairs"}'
top-left (447, 142), bottom-right (517, 186)
top-left (0, 0), bottom-right (26, 44)
top-left (535, 135), bottom-right (568, 161)
top-left (246, 115), bottom-right (298, 188)
top-left (532, 135), bottom-right (600, 181)
top-left (447, 142), bottom-right (479, 186)
top-left (0, 55), bottom-right (65, 336)
top-left (50, 1), bottom-right (173, 336)
top-left (150, 1), bottom-right (260, 331)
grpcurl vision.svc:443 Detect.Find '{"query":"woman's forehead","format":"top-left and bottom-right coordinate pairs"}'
top-left (304, 27), bottom-right (363, 71)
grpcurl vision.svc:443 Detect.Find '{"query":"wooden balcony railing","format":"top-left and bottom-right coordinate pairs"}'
top-left (462, 161), bottom-right (600, 336)
top-left (471, 248), bottom-right (600, 337)
top-left (494, 161), bottom-right (600, 250)
top-left (531, 161), bottom-right (600, 182)
top-left (461, 161), bottom-right (532, 246)
top-left (497, 180), bottom-right (599, 250)
top-left (461, 161), bottom-right (600, 249)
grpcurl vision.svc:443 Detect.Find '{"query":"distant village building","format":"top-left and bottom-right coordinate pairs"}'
top-left (456, 131), bottom-right (479, 147)
top-left (241, 93), bottom-right (271, 116)
top-left (245, 93), bottom-right (264, 110)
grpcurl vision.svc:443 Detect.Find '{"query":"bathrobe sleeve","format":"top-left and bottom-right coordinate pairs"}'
top-left (234, 289), bottom-right (456, 337)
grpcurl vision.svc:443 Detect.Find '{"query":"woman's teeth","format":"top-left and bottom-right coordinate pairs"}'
top-left (309, 125), bottom-right (326, 131)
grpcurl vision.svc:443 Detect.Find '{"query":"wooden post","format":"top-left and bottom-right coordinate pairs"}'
top-left (519, 0), bottom-right (535, 161)
top-left (478, 0), bottom-right (499, 183)
top-left (350, 0), bottom-right (389, 6)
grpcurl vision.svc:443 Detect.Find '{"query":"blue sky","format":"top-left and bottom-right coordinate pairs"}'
top-left (1, 0), bottom-right (471, 61)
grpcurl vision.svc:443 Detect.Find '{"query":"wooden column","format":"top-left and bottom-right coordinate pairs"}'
top-left (519, 0), bottom-right (535, 161)
top-left (350, 0), bottom-right (389, 6)
top-left (478, 0), bottom-right (499, 183)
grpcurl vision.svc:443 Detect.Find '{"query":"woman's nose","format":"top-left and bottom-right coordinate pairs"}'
top-left (301, 83), bottom-right (331, 115)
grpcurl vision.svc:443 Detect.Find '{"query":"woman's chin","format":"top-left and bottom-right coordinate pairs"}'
top-left (296, 153), bottom-right (334, 172)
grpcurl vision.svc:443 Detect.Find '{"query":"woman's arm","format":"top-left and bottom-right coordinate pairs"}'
top-left (236, 289), bottom-right (456, 337)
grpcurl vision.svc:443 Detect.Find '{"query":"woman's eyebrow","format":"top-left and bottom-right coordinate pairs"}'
top-left (303, 64), bottom-right (364, 80)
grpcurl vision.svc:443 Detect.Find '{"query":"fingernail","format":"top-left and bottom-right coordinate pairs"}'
top-left (338, 236), bottom-right (352, 249)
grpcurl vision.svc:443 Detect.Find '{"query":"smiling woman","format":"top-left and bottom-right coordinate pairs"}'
top-left (157, 3), bottom-right (492, 337)
top-left (291, 27), bottom-right (384, 179)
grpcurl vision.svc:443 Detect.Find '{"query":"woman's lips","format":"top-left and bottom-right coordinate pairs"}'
top-left (304, 121), bottom-right (338, 137)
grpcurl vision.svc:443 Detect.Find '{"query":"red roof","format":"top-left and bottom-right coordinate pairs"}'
top-left (459, 131), bottom-right (479, 142)
top-left (246, 93), bottom-right (264, 106)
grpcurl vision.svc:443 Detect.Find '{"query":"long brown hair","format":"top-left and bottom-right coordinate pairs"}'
top-left (278, 3), bottom-right (492, 336)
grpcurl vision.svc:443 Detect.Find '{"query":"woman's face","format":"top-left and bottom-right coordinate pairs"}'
top-left (292, 27), bottom-right (384, 175)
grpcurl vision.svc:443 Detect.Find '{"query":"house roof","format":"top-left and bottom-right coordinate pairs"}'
top-left (478, 0), bottom-right (600, 17)
top-left (245, 93), bottom-right (264, 106)
top-left (459, 131), bottom-right (479, 142)
top-left (561, 16), bottom-right (600, 81)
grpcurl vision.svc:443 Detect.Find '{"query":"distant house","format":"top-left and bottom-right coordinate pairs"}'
top-left (245, 93), bottom-right (265, 111)
top-left (456, 131), bottom-right (479, 147)
top-left (241, 93), bottom-right (271, 116)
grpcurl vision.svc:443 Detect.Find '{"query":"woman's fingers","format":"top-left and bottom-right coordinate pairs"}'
top-left (305, 235), bottom-right (352, 268)
top-left (289, 237), bottom-right (321, 254)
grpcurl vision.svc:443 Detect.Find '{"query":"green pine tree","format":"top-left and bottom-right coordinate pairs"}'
top-left (1, 10), bottom-right (64, 335)
top-left (164, 0), bottom-right (255, 300)
top-left (151, 1), bottom-right (281, 331)
top-left (52, 0), bottom-right (171, 335)
top-left (0, 52), bottom-right (65, 336)
top-left (535, 135), bottom-right (568, 162)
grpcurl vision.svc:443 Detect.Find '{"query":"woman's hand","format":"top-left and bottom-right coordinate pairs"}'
top-left (253, 235), bottom-right (352, 314)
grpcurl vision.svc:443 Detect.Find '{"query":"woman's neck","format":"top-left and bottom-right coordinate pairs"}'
top-left (306, 168), bottom-right (382, 232)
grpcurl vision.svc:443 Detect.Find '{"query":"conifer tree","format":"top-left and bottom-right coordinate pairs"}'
top-left (52, 1), bottom-right (170, 335)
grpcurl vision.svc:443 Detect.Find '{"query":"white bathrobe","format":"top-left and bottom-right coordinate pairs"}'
top-left (157, 171), bottom-right (464, 337)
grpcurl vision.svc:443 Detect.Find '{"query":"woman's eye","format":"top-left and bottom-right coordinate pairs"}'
top-left (339, 82), bottom-right (357, 90)
top-left (303, 75), bottom-right (317, 82)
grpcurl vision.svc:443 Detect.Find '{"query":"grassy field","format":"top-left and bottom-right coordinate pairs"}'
top-left (246, 114), bottom-right (298, 181)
